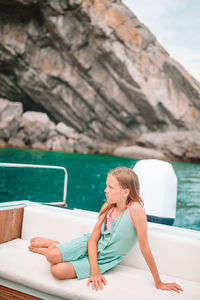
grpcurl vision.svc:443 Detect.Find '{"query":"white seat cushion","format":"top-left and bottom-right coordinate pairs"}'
top-left (21, 205), bottom-right (200, 282)
top-left (0, 239), bottom-right (200, 300)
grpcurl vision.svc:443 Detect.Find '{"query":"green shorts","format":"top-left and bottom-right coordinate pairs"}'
top-left (56, 233), bottom-right (121, 279)
top-left (56, 233), bottom-right (91, 279)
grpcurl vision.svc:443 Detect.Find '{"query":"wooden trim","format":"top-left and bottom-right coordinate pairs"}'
top-left (0, 285), bottom-right (42, 299)
top-left (0, 208), bottom-right (24, 244)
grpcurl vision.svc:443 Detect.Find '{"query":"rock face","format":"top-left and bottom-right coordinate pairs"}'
top-left (0, 98), bottom-right (109, 153)
top-left (114, 131), bottom-right (200, 162)
top-left (0, 0), bottom-right (200, 161)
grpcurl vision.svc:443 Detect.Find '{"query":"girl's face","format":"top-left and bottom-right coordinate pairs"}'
top-left (104, 174), bottom-right (129, 205)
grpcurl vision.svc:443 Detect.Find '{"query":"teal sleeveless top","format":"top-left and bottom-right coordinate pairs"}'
top-left (97, 207), bottom-right (137, 261)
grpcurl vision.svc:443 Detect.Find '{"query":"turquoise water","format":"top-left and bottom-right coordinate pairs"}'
top-left (0, 147), bottom-right (200, 231)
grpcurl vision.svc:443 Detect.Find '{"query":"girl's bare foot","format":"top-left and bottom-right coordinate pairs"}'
top-left (28, 245), bottom-right (48, 256)
top-left (30, 237), bottom-right (59, 248)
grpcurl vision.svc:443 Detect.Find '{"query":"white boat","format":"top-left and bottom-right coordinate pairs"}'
top-left (0, 161), bottom-right (200, 300)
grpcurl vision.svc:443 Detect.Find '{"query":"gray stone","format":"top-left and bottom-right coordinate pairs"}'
top-left (8, 137), bottom-right (25, 148)
top-left (46, 135), bottom-right (74, 152)
top-left (55, 122), bottom-right (77, 138)
top-left (0, 98), bottom-right (23, 140)
top-left (21, 111), bottom-right (55, 144)
top-left (113, 145), bottom-right (165, 160)
top-left (0, 98), bottom-right (22, 122)
top-left (31, 142), bottom-right (49, 151)
top-left (0, 139), bottom-right (7, 147)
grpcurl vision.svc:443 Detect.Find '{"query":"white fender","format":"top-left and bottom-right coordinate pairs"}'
top-left (133, 159), bottom-right (177, 225)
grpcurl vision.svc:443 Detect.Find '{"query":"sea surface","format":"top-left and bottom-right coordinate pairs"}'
top-left (0, 147), bottom-right (200, 231)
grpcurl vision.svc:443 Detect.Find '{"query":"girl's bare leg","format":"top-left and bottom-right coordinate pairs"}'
top-left (28, 237), bottom-right (60, 255)
top-left (30, 237), bottom-right (60, 248)
top-left (29, 237), bottom-right (77, 280)
top-left (51, 262), bottom-right (77, 279)
top-left (28, 246), bottom-right (48, 256)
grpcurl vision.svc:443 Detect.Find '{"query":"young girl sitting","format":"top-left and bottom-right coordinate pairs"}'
top-left (29, 167), bottom-right (183, 293)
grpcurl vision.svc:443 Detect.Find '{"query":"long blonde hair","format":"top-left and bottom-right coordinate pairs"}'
top-left (99, 167), bottom-right (143, 218)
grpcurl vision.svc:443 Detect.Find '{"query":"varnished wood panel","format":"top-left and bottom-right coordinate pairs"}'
top-left (0, 208), bottom-right (24, 244)
top-left (0, 285), bottom-right (42, 300)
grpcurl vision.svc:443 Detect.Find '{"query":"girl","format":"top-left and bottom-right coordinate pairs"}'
top-left (29, 167), bottom-right (183, 292)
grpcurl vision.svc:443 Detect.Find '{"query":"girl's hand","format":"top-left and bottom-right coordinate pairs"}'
top-left (156, 281), bottom-right (183, 293)
top-left (87, 273), bottom-right (107, 291)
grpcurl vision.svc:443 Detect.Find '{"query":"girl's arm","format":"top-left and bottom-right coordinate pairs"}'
top-left (87, 203), bottom-right (108, 291)
top-left (129, 203), bottom-right (183, 293)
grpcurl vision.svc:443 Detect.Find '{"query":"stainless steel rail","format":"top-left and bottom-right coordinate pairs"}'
top-left (0, 163), bottom-right (68, 207)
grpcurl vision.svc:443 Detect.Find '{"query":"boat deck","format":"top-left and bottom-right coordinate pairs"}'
top-left (0, 201), bottom-right (200, 300)
top-left (0, 285), bottom-right (42, 300)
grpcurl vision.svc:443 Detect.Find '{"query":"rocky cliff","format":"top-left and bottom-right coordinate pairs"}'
top-left (0, 0), bottom-right (200, 161)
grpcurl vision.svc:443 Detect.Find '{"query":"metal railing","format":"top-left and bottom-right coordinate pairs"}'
top-left (0, 163), bottom-right (68, 207)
